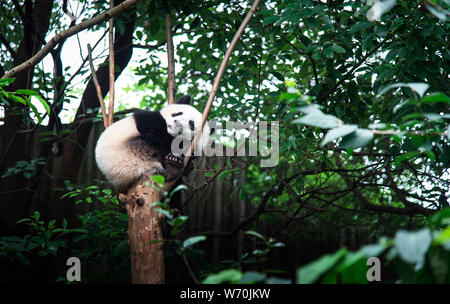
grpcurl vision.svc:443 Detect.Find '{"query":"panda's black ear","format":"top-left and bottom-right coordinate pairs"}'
top-left (176, 95), bottom-right (191, 105)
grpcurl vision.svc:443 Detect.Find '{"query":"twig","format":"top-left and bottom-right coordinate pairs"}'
top-left (2, 0), bottom-right (140, 79)
top-left (183, 0), bottom-right (261, 167)
top-left (280, 34), bottom-right (319, 85)
top-left (0, 33), bottom-right (17, 59)
top-left (108, 0), bottom-right (115, 127)
top-left (165, 13), bottom-right (176, 104)
top-left (182, 164), bottom-right (227, 208)
top-left (181, 251), bottom-right (199, 284)
top-left (87, 44), bottom-right (108, 128)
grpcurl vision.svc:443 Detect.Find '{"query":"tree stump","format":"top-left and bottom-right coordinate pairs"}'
top-left (121, 178), bottom-right (165, 284)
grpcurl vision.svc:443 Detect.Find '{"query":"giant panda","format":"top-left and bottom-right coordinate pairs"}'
top-left (94, 96), bottom-right (209, 204)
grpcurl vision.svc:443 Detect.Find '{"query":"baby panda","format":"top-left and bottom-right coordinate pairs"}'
top-left (95, 95), bottom-right (209, 202)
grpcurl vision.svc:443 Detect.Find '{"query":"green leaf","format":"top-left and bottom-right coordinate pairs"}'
top-left (0, 78), bottom-right (14, 87)
top-left (202, 269), bottom-right (243, 284)
top-left (182, 235), bottom-right (206, 248)
top-left (271, 71), bottom-right (284, 81)
top-left (155, 208), bottom-right (173, 219)
top-left (362, 33), bottom-right (375, 50)
top-left (321, 125), bottom-right (358, 147)
top-left (429, 249), bottom-right (448, 283)
top-left (228, 74), bottom-right (238, 86)
top-left (264, 276), bottom-right (292, 284)
top-left (296, 248), bottom-right (347, 284)
top-left (324, 47), bottom-right (334, 58)
top-left (244, 230), bottom-right (266, 241)
top-left (426, 4), bottom-right (448, 22)
top-left (171, 215), bottom-right (188, 228)
top-left (311, 52), bottom-right (321, 60)
top-left (149, 18), bottom-right (160, 36)
top-left (349, 21), bottom-right (371, 33)
top-left (378, 82), bottom-right (429, 98)
top-left (331, 45), bottom-right (345, 54)
top-left (263, 15), bottom-right (278, 26)
top-left (423, 113), bottom-right (442, 122)
top-left (15, 89), bottom-right (39, 96)
top-left (361, 244), bottom-right (386, 258)
top-left (339, 129), bottom-right (374, 150)
top-left (374, 25), bottom-right (388, 38)
top-left (151, 174), bottom-right (165, 185)
top-left (420, 93), bottom-right (450, 104)
top-left (336, 251), bottom-right (367, 284)
top-left (239, 271), bottom-right (267, 284)
top-left (394, 151), bottom-right (420, 165)
top-left (169, 184), bottom-right (188, 198)
top-left (5, 93), bottom-right (26, 105)
top-left (297, 105), bottom-right (323, 115)
top-left (26, 98), bottom-right (43, 123)
top-left (293, 113), bottom-right (342, 129)
top-left (395, 229), bottom-right (432, 270)
top-left (33, 95), bottom-right (51, 115)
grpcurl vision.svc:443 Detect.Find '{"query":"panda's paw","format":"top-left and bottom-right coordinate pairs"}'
top-left (166, 153), bottom-right (184, 167)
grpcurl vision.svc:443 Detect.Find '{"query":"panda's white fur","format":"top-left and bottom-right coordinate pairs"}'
top-left (94, 115), bottom-right (165, 192)
top-left (160, 103), bottom-right (210, 154)
top-left (95, 99), bottom-right (209, 193)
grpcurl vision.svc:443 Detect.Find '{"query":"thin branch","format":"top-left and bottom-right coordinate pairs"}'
top-left (333, 151), bottom-right (435, 216)
top-left (0, 33), bottom-right (17, 59)
top-left (53, 30), bottom-right (108, 109)
top-left (11, 0), bottom-right (27, 26)
top-left (132, 43), bottom-right (164, 49)
top-left (183, 0), bottom-right (261, 167)
top-left (182, 164), bottom-right (227, 208)
top-left (280, 34), bottom-right (319, 85)
top-left (181, 251), bottom-right (199, 284)
top-left (87, 44), bottom-right (108, 128)
top-left (108, 0), bottom-right (115, 127)
top-left (2, 0), bottom-right (140, 79)
top-left (165, 13), bottom-right (176, 104)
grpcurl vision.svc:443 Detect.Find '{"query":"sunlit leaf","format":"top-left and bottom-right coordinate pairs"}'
top-left (297, 248), bottom-right (347, 284)
top-left (202, 269), bottom-right (242, 284)
top-left (183, 235), bottom-right (206, 248)
top-left (321, 125), bottom-right (358, 147)
top-left (395, 229), bottom-right (432, 270)
top-left (339, 129), bottom-right (374, 149)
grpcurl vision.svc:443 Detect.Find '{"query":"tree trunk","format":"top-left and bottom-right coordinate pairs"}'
top-left (123, 178), bottom-right (165, 284)
top-left (52, 1), bottom-right (136, 223)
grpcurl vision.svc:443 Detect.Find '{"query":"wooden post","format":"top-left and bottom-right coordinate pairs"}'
top-left (122, 178), bottom-right (165, 284)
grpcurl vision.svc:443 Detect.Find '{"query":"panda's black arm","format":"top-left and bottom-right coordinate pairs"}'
top-left (133, 110), bottom-right (174, 149)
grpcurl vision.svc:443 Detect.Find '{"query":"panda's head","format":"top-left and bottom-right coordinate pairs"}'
top-left (160, 96), bottom-right (210, 152)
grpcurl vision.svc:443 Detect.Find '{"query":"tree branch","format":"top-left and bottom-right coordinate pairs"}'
top-left (2, 0), bottom-right (139, 79)
top-left (165, 12), bottom-right (176, 104)
top-left (0, 33), bottom-right (17, 59)
top-left (87, 44), bottom-right (108, 128)
top-left (108, 0), bottom-right (115, 127)
top-left (183, 0), bottom-right (261, 167)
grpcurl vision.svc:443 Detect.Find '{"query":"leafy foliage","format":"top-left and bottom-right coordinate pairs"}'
top-left (296, 209), bottom-right (450, 283)
top-left (0, 0), bottom-right (449, 283)
top-left (0, 212), bottom-right (86, 265)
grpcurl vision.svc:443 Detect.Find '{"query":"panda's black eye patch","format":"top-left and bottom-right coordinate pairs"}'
top-left (189, 120), bottom-right (195, 131)
top-left (171, 112), bottom-right (183, 117)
